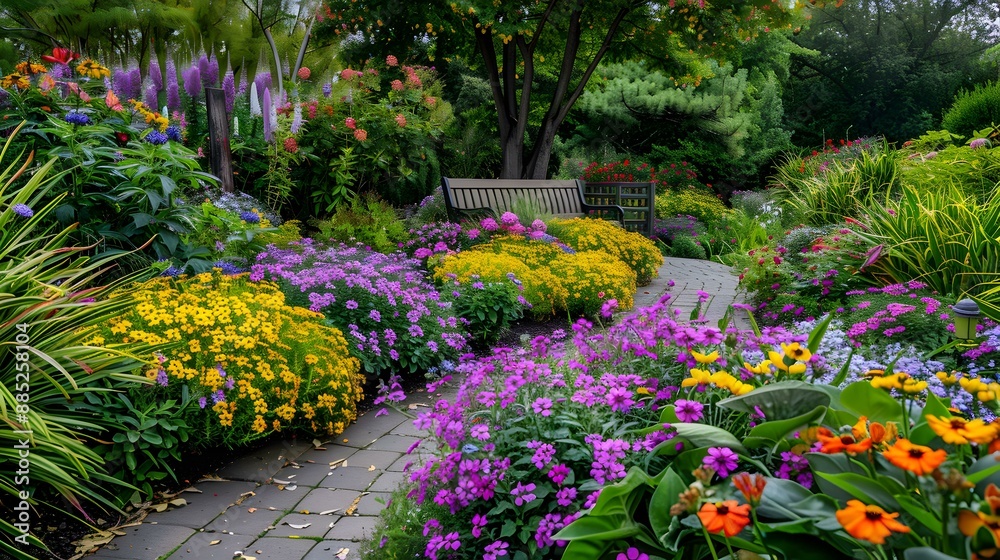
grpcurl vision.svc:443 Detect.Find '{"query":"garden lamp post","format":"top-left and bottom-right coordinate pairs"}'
top-left (952, 299), bottom-right (981, 340)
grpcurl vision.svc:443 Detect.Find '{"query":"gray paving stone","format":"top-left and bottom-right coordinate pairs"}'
top-left (203, 504), bottom-right (285, 536)
top-left (324, 516), bottom-right (378, 542)
top-left (146, 481), bottom-right (258, 529)
top-left (239, 482), bottom-right (306, 512)
top-left (299, 444), bottom-right (356, 465)
top-left (340, 449), bottom-right (402, 469)
top-left (217, 438), bottom-right (313, 483)
top-left (363, 434), bottom-right (421, 453)
top-left (167, 531), bottom-right (256, 559)
top-left (266, 513), bottom-right (339, 538)
top-left (367, 470), bottom-right (408, 493)
top-left (95, 523), bottom-right (196, 559)
top-left (388, 417), bottom-right (427, 437)
top-left (336, 409), bottom-right (410, 448)
top-left (295, 488), bottom-right (364, 514)
top-left (386, 453), bottom-right (423, 473)
top-left (316, 467), bottom-right (380, 490)
top-left (355, 492), bottom-right (392, 516)
top-left (244, 536), bottom-right (317, 559)
top-left (306, 541), bottom-right (363, 560)
top-left (273, 461), bottom-right (335, 487)
top-left (303, 540), bottom-right (362, 560)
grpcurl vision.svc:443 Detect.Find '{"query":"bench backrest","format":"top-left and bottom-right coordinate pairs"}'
top-left (441, 178), bottom-right (587, 220)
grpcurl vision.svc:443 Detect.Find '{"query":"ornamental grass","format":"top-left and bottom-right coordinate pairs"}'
top-left (98, 273), bottom-right (363, 448)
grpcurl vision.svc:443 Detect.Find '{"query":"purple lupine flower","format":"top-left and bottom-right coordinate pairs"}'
top-left (703, 446), bottom-right (739, 477)
top-left (166, 57), bottom-right (181, 111)
top-left (237, 64), bottom-right (247, 95)
top-left (290, 103), bottom-right (303, 133)
top-left (198, 397), bottom-right (207, 409)
top-left (674, 399), bottom-right (704, 422)
top-left (198, 54), bottom-right (211, 87)
top-left (155, 369), bottom-right (169, 387)
top-left (12, 204), bottom-right (33, 218)
top-left (126, 67), bottom-right (142, 100)
top-left (182, 64), bottom-right (201, 98)
top-left (165, 125), bottom-right (182, 142)
top-left (144, 81), bottom-right (158, 110)
top-left (207, 55), bottom-right (219, 87)
top-left (222, 71), bottom-right (235, 112)
top-left (322, 81), bottom-right (332, 97)
top-left (262, 87), bottom-right (273, 142)
top-left (253, 71), bottom-right (271, 95)
top-left (148, 57), bottom-right (162, 90)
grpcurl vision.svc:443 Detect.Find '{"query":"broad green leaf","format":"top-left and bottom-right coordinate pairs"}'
top-left (743, 405), bottom-right (827, 449)
top-left (672, 423), bottom-right (747, 455)
top-left (649, 468), bottom-right (686, 537)
top-left (838, 381), bottom-right (904, 424)
top-left (896, 495), bottom-right (942, 533)
top-left (717, 380), bottom-right (831, 421)
top-left (813, 472), bottom-right (900, 510)
top-left (903, 548), bottom-right (963, 560)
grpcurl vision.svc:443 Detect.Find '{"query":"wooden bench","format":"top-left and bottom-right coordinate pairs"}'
top-left (441, 178), bottom-right (625, 226)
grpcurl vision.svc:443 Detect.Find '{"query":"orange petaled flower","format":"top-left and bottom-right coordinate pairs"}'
top-left (882, 438), bottom-right (947, 476)
top-left (817, 427), bottom-right (873, 455)
top-left (959, 485), bottom-right (1000, 550)
top-left (732, 472), bottom-right (767, 506)
top-left (926, 414), bottom-right (998, 445)
top-left (835, 500), bottom-right (911, 545)
top-left (853, 415), bottom-right (897, 447)
top-left (697, 500), bottom-right (752, 537)
top-left (1, 72), bottom-right (30, 91)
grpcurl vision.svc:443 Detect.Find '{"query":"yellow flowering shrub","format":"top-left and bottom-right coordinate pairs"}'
top-left (655, 189), bottom-right (731, 228)
top-left (546, 218), bottom-right (662, 286)
top-left (433, 237), bottom-right (636, 317)
top-left (100, 273), bottom-right (362, 448)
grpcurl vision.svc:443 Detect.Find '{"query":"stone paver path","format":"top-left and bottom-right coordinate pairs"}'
top-left (87, 256), bottom-right (744, 560)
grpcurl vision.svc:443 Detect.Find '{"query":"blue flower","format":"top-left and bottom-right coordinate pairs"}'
top-left (145, 130), bottom-right (168, 145)
top-left (239, 210), bottom-right (260, 223)
top-left (12, 203), bottom-right (33, 218)
top-left (213, 260), bottom-right (243, 275)
top-left (165, 125), bottom-right (182, 142)
top-left (462, 444), bottom-right (479, 454)
top-left (64, 111), bottom-right (91, 126)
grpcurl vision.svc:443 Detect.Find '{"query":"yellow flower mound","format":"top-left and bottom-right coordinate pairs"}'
top-left (102, 273), bottom-right (363, 448)
top-left (655, 189), bottom-right (730, 228)
top-left (547, 218), bottom-right (662, 286)
top-left (433, 236), bottom-right (636, 317)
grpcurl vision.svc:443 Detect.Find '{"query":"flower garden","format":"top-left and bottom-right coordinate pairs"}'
top-left (2, 3), bottom-right (1000, 560)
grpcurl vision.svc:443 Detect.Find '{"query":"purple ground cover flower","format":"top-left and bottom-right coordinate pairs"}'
top-left (12, 204), bottom-right (33, 218)
top-left (674, 399), bottom-right (704, 422)
top-left (703, 446), bottom-right (739, 477)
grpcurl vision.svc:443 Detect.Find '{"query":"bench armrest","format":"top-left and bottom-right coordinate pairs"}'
top-left (581, 202), bottom-right (626, 226)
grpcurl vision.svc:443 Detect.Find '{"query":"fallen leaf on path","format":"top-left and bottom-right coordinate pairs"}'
top-left (168, 498), bottom-right (187, 507)
top-left (336, 547), bottom-right (350, 559)
top-left (344, 496), bottom-right (363, 516)
top-left (247, 508), bottom-right (257, 513)
top-left (209, 540), bottom-right (221, 545)
top-left (286, 522), bottom-right (311, 529)
top-left (368, 465), bottom-right (376, 472)
top-left (151, 503), bottom-right (168, 513)
top-left (319, 509), bottom-right (339, 515)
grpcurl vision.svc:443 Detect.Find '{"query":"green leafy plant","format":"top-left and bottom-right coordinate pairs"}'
top-left (313, 193), bottom-right (409, 253)
top-left (79, 392), bottom-right (191, 503)
top-left (942, 80), bottom-right (1000, 137)
top-left (449, 278), bottom-right (525, 346)
top-left (0, 124), bottom-right (153, 559)
top-left (670, 233), bottom-right (707, 260)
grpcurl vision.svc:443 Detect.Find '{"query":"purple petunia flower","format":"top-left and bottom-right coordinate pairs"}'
top-left (674, 399), bottom-right (704, 423)
top-left (703, 446), bottom-right (739, 477)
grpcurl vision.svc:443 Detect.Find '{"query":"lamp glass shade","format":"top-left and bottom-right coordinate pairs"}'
top-left (953, 316), bottom-right (978, 340)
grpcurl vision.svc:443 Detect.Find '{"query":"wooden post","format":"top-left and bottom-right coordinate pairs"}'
top-left (205, 87), bottom-right (235, 192)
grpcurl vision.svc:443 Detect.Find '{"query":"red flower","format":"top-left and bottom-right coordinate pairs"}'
top-left (115, 132), bottom-right (130, 145)
top-left (41, 47), bottom-right (80, 65)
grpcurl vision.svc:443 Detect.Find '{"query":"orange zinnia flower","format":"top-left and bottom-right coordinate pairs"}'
top-left (697, 500), bottom-right (752, 537)
top-left (817, 427), bottom-right (873, 455)
top-left (926, 414), bottom-right (998, 445)
top-left (835, 500), bottom-right (910, 544)
top-left (732, 472), bottom-right (767, 506)
top-left (882, 438), bottom-right (947, 476)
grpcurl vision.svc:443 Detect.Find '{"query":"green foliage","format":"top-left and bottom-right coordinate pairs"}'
top-left (255, 220), bottom-right (303, 248)
top-left (669, 233), bottom-right (707, 260)
top-left (0, 128), bottom-right (152, 559)
top-left (450, 279), bottom-right (525, 346)
top-left (78, 392), bottom-right (191, 503)
top-left (655, 188), bottom-right (730, 229)
top-left (857, 184), bottom-right (1000, 297)
top-left (313, 193), bottom-right (409, 254)
top-left (360, 485), bottom-right (454, 559)
top-left (784, 0), bottom-right (997, 145)
top-left (900, 144), bottom-right (1000, 203)
top-left (942, 81), bottom-right (1000, 137)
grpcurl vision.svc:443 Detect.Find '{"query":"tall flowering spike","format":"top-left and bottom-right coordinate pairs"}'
top-left (253, 71), bottom-right (271, 95)
top-left (262, 87), bottom-right (273, 142)
top-left (222, 71), bottom-right (235, 113)
top-left (207, 54), bottom-right (219, 87)
top-left (166, 57), bottom-right (181, 112)
top-left (127, 67), bottom-right (142, 100)
top-left (144, 79), bottom-right (158, 109)
top-left (237, 63), bottom-right (247, 95)
top-left (290, 103), bottom-right (303, 134)
top-left (149, 57), bottom-right (162, 90)
top-left (183, 64), bottom-right (201, 98)
top-left (198, 54), bottom-right (211, 87)
top-left (269, 91), bottom-right (279, 140)
top-left (249, 82), bottom-right (261, 116)
top-left (112, 68), bottom-right (129, 98)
